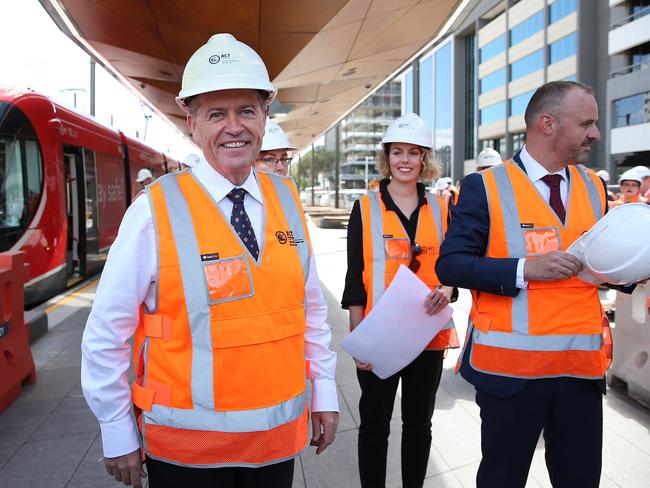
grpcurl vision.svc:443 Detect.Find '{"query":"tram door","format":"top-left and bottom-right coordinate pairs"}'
top-left (63, 148), bottom-right (86, 285)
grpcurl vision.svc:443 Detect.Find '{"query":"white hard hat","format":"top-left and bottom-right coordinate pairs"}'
top-left (381, 113), bottom-right (433, 149)
top-left (476, 148), bottom-right (502, 168)
top-left (570, 204), bottom-right (650, 285)
top-left (261, 117), bottom-right (296, 151)
top-left (619, 169), bottom-right (643, 185)
top-left (596, 170), bottom-right (610, 183)
top-left (434, 178), bottom-right (449, 190)
top-left (182, 153), bottom-right (201, 168)
top-left (176, 33), bottom-right (277, 112)
top-left (136, 168), bottom-right (153, 183)
top-left (632, 165), bottom-right (650, 178)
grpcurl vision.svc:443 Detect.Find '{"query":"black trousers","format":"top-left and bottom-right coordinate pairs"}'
top-left (475, 377), bottom-right (603, 488)
top-left (145, 456), bottom-right (294, 488)
top-left (356, 350), bottom-right (444, 488)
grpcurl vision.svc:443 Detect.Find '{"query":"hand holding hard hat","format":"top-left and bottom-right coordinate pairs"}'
top-left (567, 203), bottom-right (650, 285)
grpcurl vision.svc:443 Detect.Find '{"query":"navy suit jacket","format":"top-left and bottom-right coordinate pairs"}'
top-left (436, 154), bottom-right (620, 397)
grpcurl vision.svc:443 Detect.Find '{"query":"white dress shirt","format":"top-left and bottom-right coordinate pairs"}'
top-left (81, 157), bottom-right (338, 458)
top-left (515, 145), bottom-right (570, 288)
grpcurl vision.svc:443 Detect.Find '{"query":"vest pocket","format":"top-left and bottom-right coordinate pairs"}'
top-left (523, 227), bottom-right (561, 256)
top-left (202, 254), bottom-right (254, 305)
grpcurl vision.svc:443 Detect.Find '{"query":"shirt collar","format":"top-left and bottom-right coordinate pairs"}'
top-left (519, 145), bottom-right (568, 183)
top-left (191, 155), bottom-right (263, 204)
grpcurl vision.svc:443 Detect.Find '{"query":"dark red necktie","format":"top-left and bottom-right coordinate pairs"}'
top-left (541, 174), bottom-right (566, 223)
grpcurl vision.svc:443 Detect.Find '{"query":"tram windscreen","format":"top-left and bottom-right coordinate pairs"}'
top-left (0, 102), bottom-right (43, 251)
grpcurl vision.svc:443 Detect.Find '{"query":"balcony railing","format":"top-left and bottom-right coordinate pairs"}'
top-left (610, 6), bottom-right (650, 30)
top-left (609, 59), bottom-right (650, 78)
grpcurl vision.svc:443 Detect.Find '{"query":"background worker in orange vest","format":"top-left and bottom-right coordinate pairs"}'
top-left (436, 81), bottom-right (639, 488)
top-left (81, 34), bottom-right (339, 488)
top-left (613, 169), bottom-right (648, 206)
top-left (342, 113), bottom-right (459, 488)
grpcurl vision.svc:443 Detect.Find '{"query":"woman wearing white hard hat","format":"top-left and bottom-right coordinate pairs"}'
top-left (255, 117), bottom-right (296, 176)
top-left (632, 165), bottom-right (650, 198)
top-left (342, 113), bottom-right (458, 488)
top-left (613, 169), bottom-right (648, 206)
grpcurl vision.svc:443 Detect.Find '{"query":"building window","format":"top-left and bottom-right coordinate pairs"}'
top-left (512, 133), bottom-right (526, 153)
top-left (613, 92), bottom-right (650, 128)
top-left (510, 49), bottom-right (545, 81)
top-left (630, 0), bottom-right (650, 16)
top-left (480, 68), bottom-right (507, 94)
top-left (510, 90), bottom-right (535, 116)
top-left (549, 0), bottom-right (577, 24)
top-left (510, 11), bottom-right (544, 47)
top-left (549, 33), bottom-right (576, 64)
top-left (564, 74), bottom-right (577, 81)
top-left (434, 43), bottom-right (453, 168)
top-left (480, 137), bottom-right (506, 154)
top-left (480, 101), bottom-right (506, 125)
top-left (630, 41), bottom-right (650, 66)
top-left (480, 34), bottom-right (506, 63)
top-left (419, 56), bottom-right (433, 129)
top-left (404, 70), bottom-right (414, 114)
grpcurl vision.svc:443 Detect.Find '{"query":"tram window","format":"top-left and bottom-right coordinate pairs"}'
top-left (0, 138), bottom-right (25, 228)
top-left (25, 139), bottom-right (43, 216)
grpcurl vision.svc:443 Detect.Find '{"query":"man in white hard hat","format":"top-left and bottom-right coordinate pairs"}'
top-left (81, 33), bottom-right (338, 488)
top-left (613, 169), bottom-right (648, 206)
top-left (255, 117), bottom-right (295, 176)
top-left (135, 168), bottom-right (154, 195)
top-left (436, 81), bottom-right (635, 487)
top-left (631, 165), bottom-right (650, 198)
top-left (475, 147), bottom-right (502, 172)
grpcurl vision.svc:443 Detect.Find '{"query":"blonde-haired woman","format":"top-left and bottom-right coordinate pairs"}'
top-left (342, 113), bottom-right (458, 488)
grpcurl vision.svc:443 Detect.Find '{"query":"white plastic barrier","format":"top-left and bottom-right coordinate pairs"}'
top-left (608, 284), bottom-right (650, 408)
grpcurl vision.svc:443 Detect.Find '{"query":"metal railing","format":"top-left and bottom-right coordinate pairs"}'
top-left (609, 59), bottom-right (650, 78)
top-left (610, 5), bottom-right (650, 30)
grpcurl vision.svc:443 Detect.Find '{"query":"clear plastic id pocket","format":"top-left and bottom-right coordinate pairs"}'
top-left (523, 227), bottom-right (561, 256)
top-left (203, 255), bottom-right (254, 304)
top-left (384, 238), bottom-right (411, 260)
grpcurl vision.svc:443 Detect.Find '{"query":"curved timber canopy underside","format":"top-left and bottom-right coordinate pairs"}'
top-left (40, 0), bottom-right (461, 149)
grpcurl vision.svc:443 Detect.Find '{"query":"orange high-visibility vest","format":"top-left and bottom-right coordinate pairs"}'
top-left (131, 170), bottom-right (312, 467)
top-left (359, 192), bottom-right (459, 350)
top-left (612, 194), bottom-right (647, 207)
top-left (466, 161), bottom-right (611, 379)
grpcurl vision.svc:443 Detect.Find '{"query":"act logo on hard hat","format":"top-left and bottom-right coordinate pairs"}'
top-left (261, 117), bottom-right (296, 151)
top-left (382, 113), bottom-right (433, 149)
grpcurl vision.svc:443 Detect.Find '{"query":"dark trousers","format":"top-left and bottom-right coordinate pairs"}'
top-left (357, 350), bottom-right (444, 488)
top-left (145, 456), bottom-right (294, 488)
top-left (476, 377), bottom-right (603, 488)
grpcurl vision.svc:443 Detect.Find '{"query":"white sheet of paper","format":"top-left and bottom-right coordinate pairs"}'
top-left (340, 265), bottom-right (454, 379)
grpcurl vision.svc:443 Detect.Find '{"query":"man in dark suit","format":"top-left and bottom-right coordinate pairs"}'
top-left (436, 81), bottom-right (622, 488)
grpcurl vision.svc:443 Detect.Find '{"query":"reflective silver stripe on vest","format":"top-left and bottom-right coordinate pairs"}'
top-left (266, 174), bottom-right (310, 284)
top-left (158, 175), bottom-right (214, 410)
top-left (364, 193), bottom-right (386, 307)
top-left (575, 165), bottom-right (604, 220)
top-left (145, 390), bottom-right (307, 433)
top-left (473, 329), bottom-right (603, 351)
top-left (425, 192), bottom-right (444, 243)
top-left (488, 165), bottom-right (529, 335)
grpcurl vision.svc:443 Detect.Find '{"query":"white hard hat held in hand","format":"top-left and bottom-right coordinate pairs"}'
top-left (568, 204), bottom-right (650, 285)
top-left (176, 33), bottom-right (277, 112)
top-left (261, 117), bottom-right (295, 151)
top-left (381, 113), bottom-right (433, 149)
top-left (136, 168), bottom-right (153, 183)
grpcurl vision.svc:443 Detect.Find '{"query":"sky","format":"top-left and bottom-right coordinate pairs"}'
top-left (0, 0), bottom-right (197, 160)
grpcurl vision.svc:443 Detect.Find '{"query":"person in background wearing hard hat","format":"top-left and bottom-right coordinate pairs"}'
top-left (81, 33), bottom-right (338, 488)
top-left (255, 117), bottom-right (295, 176)
top-left (135, 168), bottom-right (153, 195)
top-left (596, 169), bottom-right (617, 204)
top-left (631, 165), bottom-right (650, 198)
top-left (613, 169), bottom-right (648, 206)
top-left (181, 153), bottom-right (201, 170)
top-left (342, 113), bottom-right (459, 488)
top-left (436, 81), bottom-right (638, 487)
top-left (475, 147), bottom-right (502, 172)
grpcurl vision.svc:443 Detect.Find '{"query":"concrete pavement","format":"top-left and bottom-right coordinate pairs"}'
top-left (0, 223), bottom-right (649, 487)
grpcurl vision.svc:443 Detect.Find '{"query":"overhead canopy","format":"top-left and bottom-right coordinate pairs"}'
top-left (40, 0), bottom-right (462, 149)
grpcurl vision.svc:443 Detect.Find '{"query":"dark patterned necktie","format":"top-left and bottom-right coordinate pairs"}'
top-left (541, 174), bottom-right (566, 223)
top-left (227, 188), bottom-right (259, 259)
